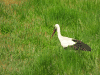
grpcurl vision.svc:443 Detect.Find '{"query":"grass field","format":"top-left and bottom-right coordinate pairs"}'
top-left (0, 0), bottom-right (100, 75)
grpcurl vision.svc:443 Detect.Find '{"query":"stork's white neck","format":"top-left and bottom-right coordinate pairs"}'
top-left (57, 26), bottom-right (62, 38)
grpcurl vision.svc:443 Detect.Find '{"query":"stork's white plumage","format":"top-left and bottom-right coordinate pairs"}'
top-left (52, 24), bottom-right (91, 51)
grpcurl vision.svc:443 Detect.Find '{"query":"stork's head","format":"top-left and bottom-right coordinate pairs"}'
top-left (51, 24), bottom-right (59, 38)
top-left (54, 24), bottom-right (59, 29)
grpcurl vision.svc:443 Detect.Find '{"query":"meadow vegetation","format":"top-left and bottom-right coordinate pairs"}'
top-left (0, 0), bottom-right (100, 75)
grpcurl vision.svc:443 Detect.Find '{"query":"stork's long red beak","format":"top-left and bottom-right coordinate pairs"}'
top-left (51, 29), bottom-right (57, 38)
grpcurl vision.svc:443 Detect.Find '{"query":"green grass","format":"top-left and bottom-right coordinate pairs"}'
top-left (0, 0), bottom-right (100, 75)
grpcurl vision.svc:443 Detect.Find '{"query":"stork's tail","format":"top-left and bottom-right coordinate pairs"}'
top-left (71, 39), bottom-right (91, 51)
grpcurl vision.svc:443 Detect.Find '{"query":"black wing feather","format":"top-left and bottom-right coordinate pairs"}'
top-left (71, 39), bottom-right (91, 51)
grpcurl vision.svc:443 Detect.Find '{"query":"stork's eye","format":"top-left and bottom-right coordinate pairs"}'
top-left (54, 27), bottom-right (56, 29)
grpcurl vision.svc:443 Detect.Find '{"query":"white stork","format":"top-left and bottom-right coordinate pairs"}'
top-left (51, 24), bottom-right (91, 51)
